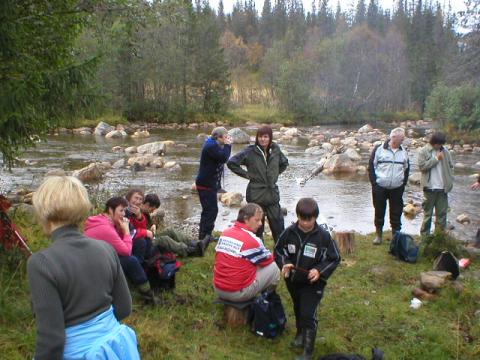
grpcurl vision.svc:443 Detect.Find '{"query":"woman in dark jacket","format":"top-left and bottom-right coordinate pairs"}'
top-left (227, 125), bottom-right (289, 241)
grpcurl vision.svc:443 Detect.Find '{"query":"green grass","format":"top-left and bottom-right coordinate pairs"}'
top-left (66, 113), bottom-right (129, 129)
top-left (1, 212), bottom-right (480, 359)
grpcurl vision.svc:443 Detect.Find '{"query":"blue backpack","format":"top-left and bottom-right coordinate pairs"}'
top-left (249, 290), bottom-right (286, 339)
top-left (389, 232), bottom-right (419, 263)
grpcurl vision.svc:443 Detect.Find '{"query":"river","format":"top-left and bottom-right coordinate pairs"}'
top-left (0, 126), bottom-right (479, 242)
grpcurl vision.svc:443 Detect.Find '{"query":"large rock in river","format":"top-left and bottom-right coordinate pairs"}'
top-left (94, 122), bottom-right (115, 136)
top-left (137, 141), bottom-right (166, 155)
top-left (323, 154), bottom-right (358, 174)
top-left (72, 163), bottom-right (106, 183)
top-left (220, 192), bottom-right (244, 207)
top-left (344, 148), bottom-right (361, 161)
top-left (358, 124), bottom-right (373, 133)
top-left (228, 128), bottom-right (250, 144)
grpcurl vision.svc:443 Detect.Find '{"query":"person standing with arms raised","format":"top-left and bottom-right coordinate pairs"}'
top-left (227, 125), bottom-right (289, 241)
top-left (368, 127), bottom-right (410, 244)
top-left (196, 127), bottom-right (232, 240)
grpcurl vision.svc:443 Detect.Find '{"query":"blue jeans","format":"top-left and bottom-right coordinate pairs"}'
top-left (119, 255), bottom-right (148, 285)
top-left (198, 189), bottom-right (218, 238)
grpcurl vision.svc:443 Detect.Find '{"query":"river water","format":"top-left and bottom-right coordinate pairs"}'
top-left (0, 126), bottom-right (478, 242)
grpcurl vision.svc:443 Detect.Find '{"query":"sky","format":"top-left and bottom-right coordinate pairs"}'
top-left (208, 0), bottom-right (467, 16)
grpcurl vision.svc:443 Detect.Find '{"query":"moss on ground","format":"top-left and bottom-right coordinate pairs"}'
top-left (1, 212), bottom-right (479, 359)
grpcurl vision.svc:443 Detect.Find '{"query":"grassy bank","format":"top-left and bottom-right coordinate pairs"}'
top-left (1, 211), bottom-right (479, 359)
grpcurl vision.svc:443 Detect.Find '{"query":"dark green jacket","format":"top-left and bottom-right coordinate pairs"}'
top-left (227, 142), bottom-right (289, 206)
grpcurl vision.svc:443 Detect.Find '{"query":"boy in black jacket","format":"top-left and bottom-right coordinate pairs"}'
top-left (275, 198), bottom-right (341, 360)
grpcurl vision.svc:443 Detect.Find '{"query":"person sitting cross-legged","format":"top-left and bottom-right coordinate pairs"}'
top-left (213, 203), bottom-right (280, 302)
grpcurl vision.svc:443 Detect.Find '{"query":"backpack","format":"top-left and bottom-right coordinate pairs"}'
top-left (318, 348), bottom-right (384, 360)
top-left (249, 290), bottom-right (286, 339)
top-left (433, 251), bottom-right (459, 279)
top-left (145, 250), bottom-right (182, 292)
top-left (389, 232), bottom-right (419, 263)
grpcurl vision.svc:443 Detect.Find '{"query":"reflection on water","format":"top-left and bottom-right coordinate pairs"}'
top-left (0, 128), bottom-right (478, 241)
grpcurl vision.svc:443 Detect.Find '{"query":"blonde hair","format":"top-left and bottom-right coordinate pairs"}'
top-left (33, 176), bottom-right (91, 227)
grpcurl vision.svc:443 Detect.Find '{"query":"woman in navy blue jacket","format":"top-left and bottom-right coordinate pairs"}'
top-left (196, 127), bottom-right (232, 239)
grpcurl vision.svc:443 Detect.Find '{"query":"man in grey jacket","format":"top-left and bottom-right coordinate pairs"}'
top-left (368, 128), bottom-right (410, 244)
top-left (417, 132), bottom-right (454, 235)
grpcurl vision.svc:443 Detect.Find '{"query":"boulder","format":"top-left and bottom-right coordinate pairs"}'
top-left (456, 213), bottom-right (471, 224)
top-left (344, 148), bottom-right (361, 161)
top-left (420, 271), bottom-right (452, 292)
top-left (323, 154), bottom-right (358, 174)
top-left (112, 159), bottom-right (125, 169)
top-left (321, 143), bottom-right (334, 152)
top-left (136, 141), bottom-right (166, 155)
top-left (73, 127), bottom-right (92, 135)
top-left (163, 161), bottom-right (177, 169)
top-left (112, 146), bottom-right (124, 153)
top-left (72, 163), bottom-right (105, 183)
top-left (151, 158), bottom-right (165, 168)
top-left (127, 154), bottom-right (155, 167)
top-left (356, 166), bottom-right (367, 174)
top-left (473, 161), bottom-right (480, 169)
top-left (358, 124), bottom-right (373, 133)
top-left (329, 137), bottom-right (341, 145)
top-left (94, 122), bottom-right (114, 136)
top-left (105, 130), bottom-right (127, 139)
top-left (341, 137), bottom-right (358, 147)
top-left (228, 128), bottom-right (250, 144)
top-left (45, 169), bottom-right (67, 177)
top-left (455, 163), bottom-right (466, 169)
top-left (284, 127), bottom-right (298, 137)
top-left (408, 173), bottom-right (421, 186)
top-left (131, 130), bottom-right (150, 138)
top-left (305, 146), bottom-right (326, 156)
top-left (125, 146), bottom-right (137, 155)
top-left (403, 203), bottom-right (421, 218)
top-left (220, 192), bottom-right (244, 207)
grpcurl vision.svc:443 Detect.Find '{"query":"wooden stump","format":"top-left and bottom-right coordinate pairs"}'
top-left (335, 231), bottom-right (355, 255)
top-left (224, 305), bottom-right (249, 327)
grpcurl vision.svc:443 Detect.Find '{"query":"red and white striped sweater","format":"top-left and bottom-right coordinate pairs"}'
top-left (213, 221), bottom-right (273, 292)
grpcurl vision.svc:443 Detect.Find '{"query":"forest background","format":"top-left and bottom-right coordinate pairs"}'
top-left (1, 0), bottom-right (479, 165)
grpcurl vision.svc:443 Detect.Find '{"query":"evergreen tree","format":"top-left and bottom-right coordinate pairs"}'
top-left (355, 0), bottom-right (367, 25)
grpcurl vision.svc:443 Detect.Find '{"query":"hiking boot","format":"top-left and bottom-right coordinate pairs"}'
top-left (186, 241), bottom-right (201, 256)
top-left (295, 328), bottom-right (316, 360)
top-left (373, 228), bottom-right (383, 245)
top-left (291, 329), bottom-right (303, 348)
top-left (197, 234), bottom-right (213, 256)
top-left (138, 283), bottom-right (161, 305)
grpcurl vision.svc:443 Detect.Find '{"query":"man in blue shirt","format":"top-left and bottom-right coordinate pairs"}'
top-left (196, 127), bottom-right (232, 240)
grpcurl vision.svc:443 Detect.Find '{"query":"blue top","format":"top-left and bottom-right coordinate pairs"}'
top-left (196, 136), bottom-right (231, 190)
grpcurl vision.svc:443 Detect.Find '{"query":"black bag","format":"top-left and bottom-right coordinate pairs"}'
top-left (433, 251), bottom-right (459, 279)
top-left (390, 232), bottom-right (419, 263)
top-left (249, 290), bottom-right (286, 338)
top-left (145, 250), bottom-right (181, 292)
top-left (318, 348), bottom-right (384, 360)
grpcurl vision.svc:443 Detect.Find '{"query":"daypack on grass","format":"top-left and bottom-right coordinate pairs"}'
top-left (433, 251), bottom-right (459, 279)
top-left (389, 232), bottom-right (419, 263)
top-left (145, 250), bottom-right (181, 292)
top-left (249, 290), bottom-right (286, 339)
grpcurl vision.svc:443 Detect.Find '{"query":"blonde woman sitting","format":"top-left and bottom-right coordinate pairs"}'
top-left (27, 176), bottom-right (140, 360)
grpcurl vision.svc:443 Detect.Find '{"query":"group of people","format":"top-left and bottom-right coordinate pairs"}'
top-left (26, 124), bottom-right (476, 360)
top-left (369, 127), bottom-right (456, 244)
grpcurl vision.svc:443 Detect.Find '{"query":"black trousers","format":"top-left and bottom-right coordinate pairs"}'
top-left (286, 280), bottom-right (325, 331)
top-left (132, 237), bottom-right (153, 265)
top-left (198, 189), bottom-right (218, 239)
top-left (256, 203), bottom-right (285, 242)
top-left (372, 184), bottom-right (404, 232)
top-left (119, 255), bottom-right (148, 285)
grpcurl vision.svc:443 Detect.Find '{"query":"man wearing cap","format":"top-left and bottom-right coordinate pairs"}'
top-left (196, 127), bottom-right (232, 240)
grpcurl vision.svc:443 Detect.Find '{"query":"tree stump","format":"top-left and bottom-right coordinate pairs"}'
top-left (224, 305), bottom-right (249, 327)
top-left (335, 231), bottom-right (355, 255)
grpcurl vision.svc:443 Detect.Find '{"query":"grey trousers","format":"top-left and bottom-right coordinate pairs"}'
top-left (214, 262), bottom-right (280, 302)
